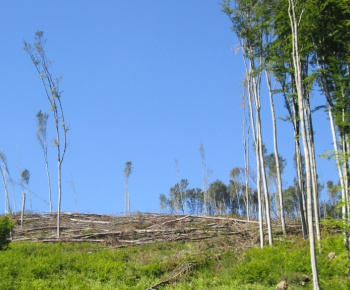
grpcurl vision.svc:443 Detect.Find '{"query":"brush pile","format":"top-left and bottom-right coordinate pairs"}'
top-left (11, 212), bottom-right (288, 250)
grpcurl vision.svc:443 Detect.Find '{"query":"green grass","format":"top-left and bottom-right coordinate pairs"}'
top-left (0, 234), bottom-right (349, 289)
top-left (0, 241), bottom-right (194, 289)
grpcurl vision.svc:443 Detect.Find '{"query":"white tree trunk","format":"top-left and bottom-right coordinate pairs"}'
top-left (0, 167), bottom-right (10, 214)
top-left (249, 57), bottom-right (273, 246)
top-left (44, 152), bottom-right (52, 214)
top-left (241, 85), bottom-right (251, 221)
top-left (57, 161), bottom-right (62, 238)
top-left (21, 193), bottom-right (26, 227)
top-left (246, 71), bottom-right (264, 248)
top-left (295, 139), bottom-right (308, 239)
top-left (243, 117), bottom-right (250, 221)
top-left (265, 70), bottom-right (286, 234)
top-left (199, 143), bottom-right (209, 215)
top-left (305, 101), bottom-right (321, 244)
top-left (288, 0), bottom-right (319, 287)
top-left (256, 112), bottom-right (273, 246)
top-left (124, 178), bottom-right (129, 215)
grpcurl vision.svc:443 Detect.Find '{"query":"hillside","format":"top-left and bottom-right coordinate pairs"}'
top-left (1, 213), bottom-right (347, 289)
top-left (12, 212), bottom-right (270, 249)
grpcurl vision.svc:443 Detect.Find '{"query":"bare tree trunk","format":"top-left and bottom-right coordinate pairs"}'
top-left (57, 163), bottom-right (62, 238)
top-left (175, 159), bottom-right (186, 214)
top-left (248, 55), bottom-right (273, 246)
top-left (243, 118), bottom-right (250, 221)
top-left (281, 69), bottom-right (308, 238)
top-left (265, 70), bottom-right (286, 234)
top-left (305, 100), bottom-right (321, 244)
top-left (44, 153), bottom-right (53, 213)
top-left (343, 108), bottom-right (350, 221)
top-left (124, 177), bottom-right (129, 215)
top-left (344, 134), bottom-right (350, 276)
top-left (54, 95), bottom-right (67, 238)
top-left (0, 166), bottom-right (10, 214)
top-left (69, 173), bottom-right (78, 213)
top-left (127, 190), bottom-right (130, 214)
top-left (295, 139), bottom-right (308, 239)
top-left (123, 161), bottom-right (133, 216)
top-left (241, 83), bottom-right (251, 220)
top-left (288, 0), bottom-right (319, 287)
top-left (257, 112), bottom-right (273, 246)
top-left (21, 193), bottom-right (26, 227)
top-left (36, 111), bottom-right (52, 213)
top-left (199, 143), bottom-right (209, 215)
top-left (57, 150), bottom-right (62, 238)
top-left (124, 180), bottom-right (128, 215)
top-left (245, 72), bottom-right (264, 248)
top-left (316, 58), bottom-right (348, 225)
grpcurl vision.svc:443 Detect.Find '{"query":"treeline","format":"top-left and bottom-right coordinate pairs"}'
top-left (160, 167), bottom-right (341, 219)
top-left (160, 0), bottom-right (349, 287)
top-left (219, 0), bottom-right (349, 288)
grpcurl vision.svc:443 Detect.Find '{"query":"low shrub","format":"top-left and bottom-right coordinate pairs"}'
top-left (0, 215), bottom-right (15, 250)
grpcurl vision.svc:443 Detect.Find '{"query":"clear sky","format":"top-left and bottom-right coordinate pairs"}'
top-left (0, 1), bottom-right (338, 215)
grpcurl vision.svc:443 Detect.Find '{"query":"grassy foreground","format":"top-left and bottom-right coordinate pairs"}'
top-left (0, 234), bottom-right (349, 289)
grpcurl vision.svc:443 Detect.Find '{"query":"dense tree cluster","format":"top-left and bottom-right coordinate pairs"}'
top-left (160, 157), bottom-right (340, 220)
top-left (221, 0), bottom-right (349, 287)
top-left (159, 0), bottom-right (349, 287)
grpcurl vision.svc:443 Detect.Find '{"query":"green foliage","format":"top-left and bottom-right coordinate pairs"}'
top-left (322, 216), bottom-right (350, 232)
top-left (36, 110), bottom-right (49, 136)
top-left (0, 241), bottom-right (193, 289)
top-left (227, 235), bottom-right (350, 289)
top-left (20, 169), bottom-right (30, 185)
top-left (0, 215), bottom-right (15, 250)
top-left (159, 193), bottom-right (170, 212)
top-left (160, 179), bottom-right (204, 215)
top-left (208, 180), bottom-right (229, 215)
top-left (233, 241), bottom-right (310, 286)
top-left (1, 234), bottom-right (349, 289)
top-left (124, 161), bottom-right (133, 177)
top-left (282, 185), bottom-right (299, 218)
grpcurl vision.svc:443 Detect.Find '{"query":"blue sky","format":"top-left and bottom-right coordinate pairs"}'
top-left (0, 1), bottom-right (337, 215)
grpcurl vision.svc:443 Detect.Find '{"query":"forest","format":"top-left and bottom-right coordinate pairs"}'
top-left (0, 0), bottom-right (349, 289)
top-left (158, 0), bottom-right (350, 288)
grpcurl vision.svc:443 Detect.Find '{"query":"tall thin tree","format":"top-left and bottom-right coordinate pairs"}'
top-left (265, 70), bottom-right (286, 234)
top-left (123, 161), bottom-right (133, 215)
top-left (311, 0), bottom-right (350, 267)
top-left (288, 0), bottom-right (319, 287)
top-left (20, 169), bottom-right (31, 213)
top-left (223, 0), bottom-right (273, 246)
top-left (36, 110), bottom-right (52, 213)
top-left (68, 172), bottom-right (78, 213)
top-left (241, 84), bottom-right (251, 220)
top-left (199, 142), bottom-right (210, 215)
top-left (174, 159), bottom-right (186, 214)
top-left (24, 31), bottom-right (69, 238)
top-left (0, 151), bottom-right (11, 214)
